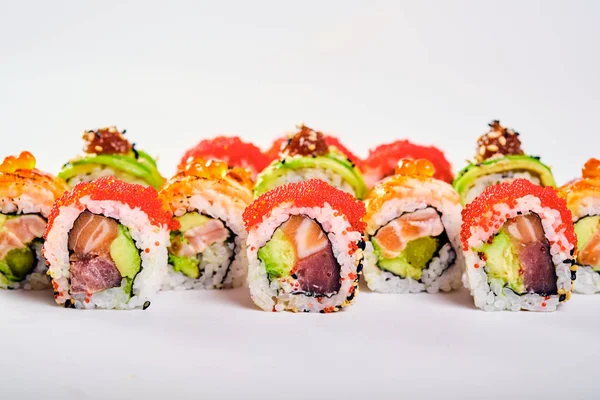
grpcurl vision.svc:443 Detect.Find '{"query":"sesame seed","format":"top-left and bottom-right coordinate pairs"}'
top-left (498, 136), bottom-right (507, 145)
top-left (487, 144), bottom-right (499, 152)
top-left (94, 145), bottom-right (103, 152)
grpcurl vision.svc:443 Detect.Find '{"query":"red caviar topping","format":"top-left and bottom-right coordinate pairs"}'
top-left (541, 302), bottom-right (547, 307)
top-left (364, 140), bottom-right (453, 183)
top-left (179, 136), bottom-right (270, 176)
top-left (45, 176), bottom-right (179, 237)
top-left (348, 272), bottom-right (358, 281)
top-left (266, 134), bottom-right (362, 167)
top-left (243, 179), bottom-right (366, 233)
top-left (461, 179), bottom-right (576, 251)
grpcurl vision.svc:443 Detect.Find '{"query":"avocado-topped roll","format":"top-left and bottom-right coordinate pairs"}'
top-left (363, 159), bottom-right (464, 293)
top-left (453, 120), bottom-right (555, 205)
top-left (179, 136), bottom-right (270, 179)
top-left (254, 125), bottom-right (367, 199)
top-left (558, 158), bottom-right (600, 294)
top-left (462, 179), bottom-right (577, 311)
top-left (244, 179), bottom-right (366, 313)
top-left (43, 177), bottom-right (178, 309)
top-left (58, 126), bottom-right (165, 189)
top-left (362, 140), bottom-right (453, 189)
top-left (0, 152), bottom-right (67, 290)
top-left (160, 157), bottom-right (253, 290)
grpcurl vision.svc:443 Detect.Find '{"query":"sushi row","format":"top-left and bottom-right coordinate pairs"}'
top-left (0, 121), bottom-right (597, 313)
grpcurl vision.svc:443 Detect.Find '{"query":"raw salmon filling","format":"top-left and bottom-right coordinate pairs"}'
top-left (258, 214), bottom-right (341, 297)
top-left (371, 207), bottom-right (456, 281)
top-left (0, 213), bottom-right (46, 283)
top-left (167, 212), bottom-right (235, 283)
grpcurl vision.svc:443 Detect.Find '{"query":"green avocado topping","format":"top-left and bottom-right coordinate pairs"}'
top-left (372, 236), bottom-right (441, 280)
top-left (452, 155), bottom-right (556, 205)
top-left (258, 229), bottom-right (296, 280)
top-left (168, 254), bottom-right (200, 279)
top-left (476, 229), bottom-right (525, 294)
top-left (59, 151), bottom-right (165, 189)
top-left (0, 247), bottom-right (36, 282)
top-left (254, 149), bottom-right (367, 199)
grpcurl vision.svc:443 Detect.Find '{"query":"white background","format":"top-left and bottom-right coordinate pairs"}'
top-left (1, 1), bottom-right (600, 399)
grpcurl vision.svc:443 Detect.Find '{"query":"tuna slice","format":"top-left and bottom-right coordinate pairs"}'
top-left (374, 207), bottom-right (444, 259)
top-left (68, 211), bottom-right (121, 294)
top-left (281, 215), bottom-right (340, 295)
top-left (0, 214), bottom-right (47, 259)
top-left (506, 214), bottom-right (557, 295)
top-left (70, 254), bottom-right (123, 294)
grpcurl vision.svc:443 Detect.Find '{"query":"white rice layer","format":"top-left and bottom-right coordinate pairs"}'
top-left (161, 188), bottom-right (248, 290)
top-left (43, 196), bottom-right (168, 309)
top-left (260, 168), bottom-right (355, 197)
top-left (464, 195), bottom-right (575, 311)
top-left (465, 171), bottom-right (540, 204)
top-left (247, 203), bottom-right (363, 313)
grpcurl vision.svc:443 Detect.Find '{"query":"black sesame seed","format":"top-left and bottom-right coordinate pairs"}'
top-left (571, 271), bottom-right (577, 281)
top-left (132, 143), bottom-right (139, 159)
top-left (319, 310), bottom-right (325, 314)
top-left (559, 294), bottom-right (566, 302)
top-left (357, 239), bottom-right (366, 250)
top-left (143, 301), bottom-right (151, 310)
top-left (291, 274), bottom-right (298, 279)
top-left (356, 261), bottom-right (364, 273)
top-left (346, 292), bottom-right (355, 302)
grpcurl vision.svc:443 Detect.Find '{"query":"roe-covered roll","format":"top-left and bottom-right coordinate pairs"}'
top-left (0, 152), bottom-right (67, 289)
top-left (179, 136), bottom-right (270, 179)
top-left (59, 126), bottom-right (165, 189)
top-left (255, 125), bottom-right (367, 199)
top-left (363, 159), bottom-right (464, 293)
top-left (453, 120), bottom-right (555, 205)
top-left (558, 158), bottom-right (600, 294)
top-left (43, 177), bottom-right (178, 309)
top-left (244, 179), bottom-right (366, 313)
top-left (160, 157), bottom-right (253, 290)
top-left (461, 179), bottom-right (576, 311)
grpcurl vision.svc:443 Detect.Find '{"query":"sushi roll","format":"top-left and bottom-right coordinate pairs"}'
top-left (58, 126), bottom-right (165, 189)
top-left (160, 157), bottom-right (254, 290)
top-left (462, 179), bottom-right (577, 311)
top-left (243, 179), bottom-right (366, 313)
top-left (362, 140), bottom-right (453, 188)
top-left (558, 158), bottom-right (600, 294)
top-left (43, 176), bottom-right (178, 309)
top-left (0, 152), bottom-right (67, 290)
top-left (255, 125), bottom-right (367, 199)
top-left (179, 136), bottom-right (270, 179)
top-left (453, 120), bottom-right (555, 205)
top-left (363, 158), bottom-right (464, 293)
top-left (266, 133), bottom-right (362, 169)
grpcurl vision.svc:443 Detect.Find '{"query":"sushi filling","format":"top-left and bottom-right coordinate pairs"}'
top-left (476, 213), bottom-right (557, 295)
top-left (371, 207), bottom-right (455, 281)
top-left (0, 213), bottom-right (45, 283)
top-left (574, 215), bottom-right (600, 271)
top-left (258, 214), bottom-right (341, 297)
top-left (167, 212), bottom-right (235, 282)
top-left (67, 211), bottom-right (141, 297)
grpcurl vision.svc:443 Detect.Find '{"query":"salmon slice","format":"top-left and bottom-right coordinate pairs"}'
top-left (0, 231), bottom-right (26, 260)
top-left (579, 228), bottom-right (600, 267)
top-left (4, 215), bottom-right (46, 244)
top-left (183, 219), bottom-right (229, 254)
top-left (505, 214), bottom-right (557, 294)
top-left (68, 211), bottom-right (119, 258)
top-left (279, 215), bottom-right (340, 295)
top-left (281, 215), bottom-right (328, 258)
top-left (374, 208), bottom-right (444, 259)
top-left (70, 254), bottom-right (122, 294)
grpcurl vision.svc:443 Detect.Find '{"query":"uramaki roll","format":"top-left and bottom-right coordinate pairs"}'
top-left (43, 177), bottom-right (177, 309)
top-left (0, 152), bottom-right (67, 289)
top-left (363, 159), bottom-right (464, 293)
top-left (244, 179), bottom-right (366, 313)
top-left (461, 179), bottom-right (576, 311)
top-left (160, 158), bottom-right (253, 290)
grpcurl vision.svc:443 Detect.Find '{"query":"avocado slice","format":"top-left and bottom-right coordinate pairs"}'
top-left (0, 246), bottom-right (36, 282)
top-left (168, 254), bottom-right (201, 279)
top-left (59, 153), bottom-right (165, 189)
top-left (452, 155), bottom-right (556, 205)
top-left (254, 150), bottom-right (367, 199)
top-left (109, 224), bottom-right (142, 279)
top-left (372, 236), bottom-right (440, 280)
top-left (476, 229), bottom-right (525, 294)
top-left (258, 229), bottom-right (297, 280)
top-left (575, 216), bottom-right (600, 254)
top-left (176, 212), bottom-right (211, 232)
top-left (0, 214), bottom-right (7, 230)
